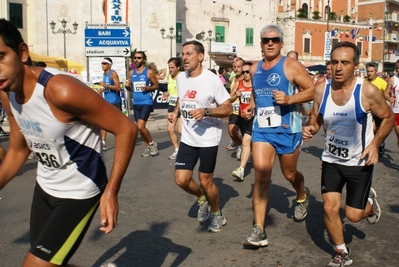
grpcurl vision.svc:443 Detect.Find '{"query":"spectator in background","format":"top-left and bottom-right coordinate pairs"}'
top-left (36, 61), bottom-right (47, 67)
top-left (224, 67), bottom-right (232, 93)
top-left (218, 67), bottom-right (227, 87)
top-left (148, 62), bottom-right (166, 81)
top-left (287, 50), bottom-right (299, 60)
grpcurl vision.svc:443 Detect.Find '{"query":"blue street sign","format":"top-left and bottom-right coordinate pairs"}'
top-left (84, 28), bottom-right (130, 47)
top-left (85, 38), bottom-right (130, 47)
top-left (84, 28), bottom-right (130, 38)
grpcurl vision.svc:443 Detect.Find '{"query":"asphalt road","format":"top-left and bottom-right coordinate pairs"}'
top-left (1, 114), bottom-right (399, 267)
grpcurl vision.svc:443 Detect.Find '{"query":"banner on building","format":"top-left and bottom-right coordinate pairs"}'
top-left (103, 0), bottom-right (128, 24)
top-left (324, 32), bottom-right (332, 61)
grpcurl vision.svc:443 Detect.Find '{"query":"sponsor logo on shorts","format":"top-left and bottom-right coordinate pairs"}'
top-left (36, 245), bottom-right (52, 254)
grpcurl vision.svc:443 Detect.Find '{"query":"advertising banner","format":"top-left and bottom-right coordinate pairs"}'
top-left (103, 0), bottom-right (128, 24)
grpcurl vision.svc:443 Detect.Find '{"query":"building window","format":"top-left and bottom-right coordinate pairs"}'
top-left (245, 27), bottom-right (254, 46)
top-left (332, 38), bottom-right (339, 49)
top-left (9, 3), bottom-right (23, 28)
top-left (176, 22), bottom-right (182, 44)
top-left (304, 38), bottom-right (310, 53)
top-left (215, 25), bottom-right (225, 42)
top-left (357, 42), bottom-right (362, 55)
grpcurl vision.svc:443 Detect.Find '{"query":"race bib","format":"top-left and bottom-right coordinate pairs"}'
top-left (257, 106), bottom-right (281, 128)
top-left (240, 91), bottom-right (251, 103)
top-left (133, 81), bottom-right (146, 92)
top-left (26, 136), bottom-right (62, 170)
top-left (180, 100), bottom-right (198, 120)
top-left (325, 131), bottom-right (354, 160)
top-left (168, 96), bottom-right (178, 106)
top-left (233, 101), bottom-right (240, 113)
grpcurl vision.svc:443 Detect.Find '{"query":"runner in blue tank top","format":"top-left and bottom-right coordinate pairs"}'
top-left (125, 51), bottom-right (159, 157)
top-left (241, 24), bottom-right (315, 248)
top-left (100, 57), bottom-right (121, 150)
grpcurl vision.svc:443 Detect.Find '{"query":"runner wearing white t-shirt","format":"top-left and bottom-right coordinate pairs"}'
top-left (385, 60), bottom-right (399, 149)
top-left (168, 40), bottom-right (232, 233)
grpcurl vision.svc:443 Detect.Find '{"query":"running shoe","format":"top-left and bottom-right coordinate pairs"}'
top-left (102, 141), bottom-right (107, 151)
top-left (197, 200), bottom-right (211, 222)
top-left (207, 212), bottom-right (227, 232)
top-left (236, 146), bottom-right (242, 160)
top-left (149, 142), bottom-right (158, 156)
top-left (294, 187), bottom-right (310, 221)
top-left (243, 225), bottom-right (268, 247)
top-left (367, 187), bottom-right (381, 224)
top-left (168, 151), bottom-right (178, 160)
top-left (232, 167), bottom-right (244, 181)
top-left (226, 141), bottom-right (236, 150)
top-left (141, 147), bottom-right (151, 157)
top-left (327, 248), bottom-right (353, 266)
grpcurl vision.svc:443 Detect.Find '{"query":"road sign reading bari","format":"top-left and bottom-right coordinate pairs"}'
top-left (84, 28), bottom-right (131, 57)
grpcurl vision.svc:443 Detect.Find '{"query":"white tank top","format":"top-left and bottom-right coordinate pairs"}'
top-left (319, 77), bottom-right (374, 166)
top-left (9, 68), bottom-right (107, 199)
top-left (390, 75), bottom-right (399, 114)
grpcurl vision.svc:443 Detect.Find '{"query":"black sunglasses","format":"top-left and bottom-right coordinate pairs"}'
top-left (242, 70), bottom-right (250, 74)
top-left (261, 37), bottom-right (282, 44)
top-left (133, 57), bottom-right (143, 59)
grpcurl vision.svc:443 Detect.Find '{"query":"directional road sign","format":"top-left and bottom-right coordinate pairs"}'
top-left (84, 28), bottom-right (131, 57)
top-left (85, 47), bottom-right (131, 57)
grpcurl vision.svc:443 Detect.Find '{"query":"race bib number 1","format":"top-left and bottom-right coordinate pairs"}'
top-left (257, 106), bottom-right (281, 128)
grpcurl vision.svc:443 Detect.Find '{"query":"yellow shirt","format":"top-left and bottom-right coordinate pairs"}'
top-left (167, 74), bottom-right (178, 106)
top-left (371, 77), bottom-right (387, 92)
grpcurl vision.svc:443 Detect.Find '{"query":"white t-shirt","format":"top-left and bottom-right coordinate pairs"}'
top-left (391, 75), bottom-right (399, 114)
top-left (176, 68), bottom-right (230, 147)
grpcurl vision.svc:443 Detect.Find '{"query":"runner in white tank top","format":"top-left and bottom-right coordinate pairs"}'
top-left (0, 19), bottom-right (138, 266)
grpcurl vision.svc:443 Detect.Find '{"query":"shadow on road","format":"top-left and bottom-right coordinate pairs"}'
top-left (300, 145), bottom-right (324, 159)
top-left (187, 177), bottom-right (239, 219)
top-left (91, 222), bottom-right (191, 267)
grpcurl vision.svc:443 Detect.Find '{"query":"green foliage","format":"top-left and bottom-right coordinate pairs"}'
top-left (329, 11), bottom-right (337, 21)
top-left (312, 11), bottom-right (321, 20)
top-left (297, 8), bottom-right (308, 18)
top-left (343, 15), bottom-right (351, 23)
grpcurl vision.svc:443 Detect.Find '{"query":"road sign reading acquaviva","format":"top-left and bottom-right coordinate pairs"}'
top-left (84, 28), bottom-right (131, 57)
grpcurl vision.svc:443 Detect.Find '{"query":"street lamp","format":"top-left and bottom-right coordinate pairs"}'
top-left (382, 11), bottom-right (389, 73)
top-left (200, 29), bottom-right (220, 69)
top-left (160, 26), bottom-right (182, 58)
top-left (49, 19), bottom-right (78, 59)
top-left (325, 0), bottom-right (330, 32)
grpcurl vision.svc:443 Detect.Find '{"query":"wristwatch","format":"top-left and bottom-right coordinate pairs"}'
top-left (204, 108), bottom-right (211, 116)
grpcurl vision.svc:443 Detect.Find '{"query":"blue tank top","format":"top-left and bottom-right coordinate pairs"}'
top-left (131, 68), bottom-right (153, 105)
top-left (103, 69), bottom-right (121, 104)
top-left (252, 56), bottom-right (301, 133)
